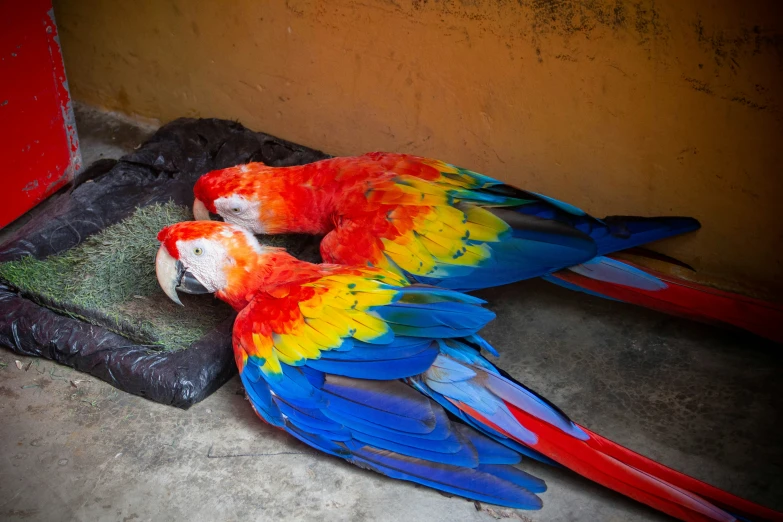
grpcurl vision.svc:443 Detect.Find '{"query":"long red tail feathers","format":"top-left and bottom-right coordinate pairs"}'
top-left (450, 399), bottom-right (725, 520)
top-left (551, 260), bottom-right (783, 344)
top-left (578, 426), bottom-right (783, 522)
top-left (494, 401), bottom-right (783, 522)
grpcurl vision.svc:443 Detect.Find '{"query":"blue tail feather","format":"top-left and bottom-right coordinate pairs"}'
top-left (566, 256), bottom-right (668, 291)
top-left (594, 216), bottom-right (700, 255)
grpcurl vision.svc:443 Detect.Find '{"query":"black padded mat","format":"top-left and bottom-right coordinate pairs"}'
top-left (0, 118), bottom-right (328, 408)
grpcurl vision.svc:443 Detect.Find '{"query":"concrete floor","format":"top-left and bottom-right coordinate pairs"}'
top-left (0, 106), bottom-right (781, 522)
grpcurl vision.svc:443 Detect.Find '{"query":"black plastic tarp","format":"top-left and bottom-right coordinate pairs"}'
top-left (0, 118), bottom-right (328, 408)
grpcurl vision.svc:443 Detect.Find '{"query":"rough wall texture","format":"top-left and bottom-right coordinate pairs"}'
top-left (54, 0), bottom-right (783, 294)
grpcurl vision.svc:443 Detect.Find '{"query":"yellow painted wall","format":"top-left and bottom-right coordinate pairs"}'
top-left (54, 0), bottom-right (783, 295)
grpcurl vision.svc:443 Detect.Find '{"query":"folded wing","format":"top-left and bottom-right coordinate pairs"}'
top-left (321, 153), bottom-right (700, 292)
top-left (232, 270), bottom-right (547, 508)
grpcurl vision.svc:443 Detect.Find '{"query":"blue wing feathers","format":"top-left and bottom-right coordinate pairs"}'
top-left (240, 372), bottom-right (284, 427)
top-left (378, 286), bottom-right (497, 336)
top-left (376, 306), bottom-right (493, 332)
top-left (322, 337), bottom-right (435, 360)
top-left (322, 375), bottom-right (435, 421)
top-left (306, 336), bottom-right (439, 380)
top-left (483, 375), bottom-right (589, 441)
top-left (323, 409), bottom-right (461, 452)
top-left (235, 259), bottom-right (598, 508)
top-left (513, 200), bottom-right (699, 257)
top-left (284, 423), bottom-right (348, 456)
top-left (240, 349), bottom-right (549, 507)
top-left (347, 443), bottom-right (544, 510)
top-left (420, 343), bottom-right (589, 442)
top-left (275, 399), bottom-right (344, 433)
top-left (463, 334), bottom-right (500, 357)
top-left (454, 425), bottom-right (522, 465)
top-left (408, 380), bottom-right (556, 465)
top-left (441, 178), bottom-right (699, 287)
top-left (351, 430), bottom-right (479, 467)
top-left (527, 191), bottom-right (587, 216)
top-left (394, 285), bottom-right (487, 305)
top-left (320, 377), bottom-right (438, 434)
top-left (418, 236), bottom-right (596, 291)
top-left (307, 350), bottom-right (438, 380)
top-left (476, 464), bottom-right (548, 493)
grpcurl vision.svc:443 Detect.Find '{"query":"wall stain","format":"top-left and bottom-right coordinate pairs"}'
top-left (683, 77), bottom-right (712, 95)
top-left (527, 0), bottom-right (649, 39)
top-left (725, 96), bottom-right (767, 111)
top-left (285, 0), bottom-right (307, 17)
top-left (116, 87), bottom-right (130, 113)
top-left (682, 78), bottom-right (768, 112)
top-left (695, 14), bottom-right (783, 71)
top-left (394, 0), bottom-right (663, 44)
top-left (633, 1), bottom-right (663, 44)
top-left (676, 147), bottom-right (698, 165)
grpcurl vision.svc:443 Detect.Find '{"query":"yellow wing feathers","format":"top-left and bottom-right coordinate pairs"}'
top-left (235, 272), bottom-right (402, 376)
top-left (379, 199), bottom-right (509, 277)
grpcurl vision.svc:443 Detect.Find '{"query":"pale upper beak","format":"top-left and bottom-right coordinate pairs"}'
top-left (193, 198), bottom-right (210, 221)
top-left (193, 198), bottom-right (224, 222)
top-left (155, 245), bottom-right (210, 306)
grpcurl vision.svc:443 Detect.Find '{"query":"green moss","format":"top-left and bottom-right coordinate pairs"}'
top-left (0, 202), bottom-right (233, 351)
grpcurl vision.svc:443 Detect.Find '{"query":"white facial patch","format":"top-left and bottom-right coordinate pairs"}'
top-left (214, 194), bottom-right (264, 233)
top-left (176, 238), bottom-right (232, 293)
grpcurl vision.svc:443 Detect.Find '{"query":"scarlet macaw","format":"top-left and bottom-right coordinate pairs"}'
top-left (155, 221), bottom-right (779, 521)
top-left (191, 153), bottom-right (782, 342)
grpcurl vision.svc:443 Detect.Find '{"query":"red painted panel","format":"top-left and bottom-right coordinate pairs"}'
top-left (0, 0), bottom-right (81, 229)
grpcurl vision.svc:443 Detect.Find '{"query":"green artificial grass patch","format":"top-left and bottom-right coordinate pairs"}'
top-left (0, 202), bottom-right (234, 351)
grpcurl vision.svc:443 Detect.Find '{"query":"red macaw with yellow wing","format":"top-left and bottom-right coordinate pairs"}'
top-left (155, 221), bottom-right (781, 521)
top-left (192, 153), bottom-right (782, 343)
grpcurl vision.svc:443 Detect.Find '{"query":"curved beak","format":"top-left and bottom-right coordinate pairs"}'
top-left (193, 198), bottom-right (211, 221)
top-left (193, 198), bottom-right (224, 222)
top-left (155, 245), bottom-right (210, 306)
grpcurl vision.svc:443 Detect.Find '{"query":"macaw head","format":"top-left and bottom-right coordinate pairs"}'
top-left (155, 220), bottom-right (273, 309)
top-left (193, 163), bottom-right (271, 234)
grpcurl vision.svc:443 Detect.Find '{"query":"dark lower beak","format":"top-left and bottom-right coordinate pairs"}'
top-left (156, 245), bottom-right (211, 306)
top-left (174, 260), bottom-right (210, 295)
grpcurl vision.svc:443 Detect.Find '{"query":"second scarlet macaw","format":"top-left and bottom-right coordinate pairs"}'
top-left (191, 153), bottom-right (782, 342)
top-left (155, 221), bottom-right (779, 521)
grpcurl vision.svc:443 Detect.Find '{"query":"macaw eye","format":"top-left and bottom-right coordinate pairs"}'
top-left (194, 247), bottom-right (203, 256)
top-left (231, 207), bottom-right (241, 213)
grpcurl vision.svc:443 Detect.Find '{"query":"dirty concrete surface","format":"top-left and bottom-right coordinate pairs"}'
top-left (0, 107), bottom-right (781, 522)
